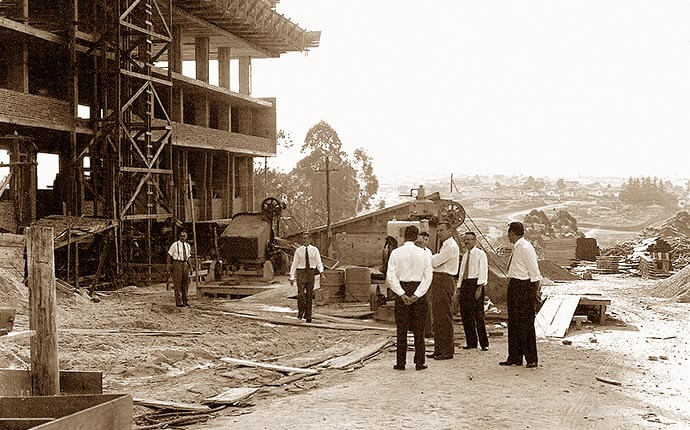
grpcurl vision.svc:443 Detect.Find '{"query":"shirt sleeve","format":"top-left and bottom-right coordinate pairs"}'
top-left (314, 248), bottom-right (324, 273)
top-left (289, 247), bottom-right (300, 280)
top-left (431, 239), bottom-right (452, 268)
top-left (414, 253), bottom-right (433, 297)
top-left (168, 243), bottom-right (176, 258)
top-left (478, 250), bottom-right (488, 286)
top-left (525, 244), bottom-right (542, 282)
top-left (386, 250), bottom-right (405, 297)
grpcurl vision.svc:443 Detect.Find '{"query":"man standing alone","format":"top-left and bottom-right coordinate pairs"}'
top-left (429, 222), bottom-right (460, 360)
top-left (289, 232), bottom-right (324, 323)
top-left (167, 231), bottom-right (191, 307)
top-left (387, 225), bottom-right (432, 371)
top-left (499, 222), bottom-right (542, 368)
top-left (457, 232), bottom-right (489, 351)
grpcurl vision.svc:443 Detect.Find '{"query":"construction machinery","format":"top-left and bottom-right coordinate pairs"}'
top-left (217, 197), bottom-right (287, 281)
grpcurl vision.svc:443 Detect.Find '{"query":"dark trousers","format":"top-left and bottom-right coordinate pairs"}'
top-left (431, 272), bottom-right (455, 357)
top-left (394, 281), bottom-right (428, 367)
top-left (171, 261), bottom-right (189, 306)
top-left (296, 269), bottom-right (315, 321)
top-left (459, 278), bottom-right (489, 348)
top-left (507, 278), bottom-right (538, 364)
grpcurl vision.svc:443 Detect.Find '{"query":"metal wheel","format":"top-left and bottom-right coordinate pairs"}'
top-left (438, 201), bottom-right (466, 228)
top-left (261, 197), bottom-right (283, 219)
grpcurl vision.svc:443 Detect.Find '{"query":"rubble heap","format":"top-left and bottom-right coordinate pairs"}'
top-left (603, 211), bottom-right (690, 270)
top-left (523, 209), bottom-right (582, 247)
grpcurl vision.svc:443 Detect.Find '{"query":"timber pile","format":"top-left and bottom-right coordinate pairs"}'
top-left (0, 233), bottom-right (24, 279)
top-left (541, 238), bottom-right (577, 267)
top-left (596, 256), bottom-right (620, 274)
top-left (651, 264), bottom-right (690, 301)
top-left (31, 215), bottom-right (116, 249)
top-left (639, 256), bottom-right (671, 279)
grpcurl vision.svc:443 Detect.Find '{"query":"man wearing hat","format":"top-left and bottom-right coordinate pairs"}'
top-left (167, 231), bottom-right (191, 307)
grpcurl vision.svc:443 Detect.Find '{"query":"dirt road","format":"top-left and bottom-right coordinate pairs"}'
top-left (196, 276), bottom-right (689, 430)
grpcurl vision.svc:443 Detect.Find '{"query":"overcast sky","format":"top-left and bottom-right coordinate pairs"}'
top-left (244, 0), bottom-right (690, 181)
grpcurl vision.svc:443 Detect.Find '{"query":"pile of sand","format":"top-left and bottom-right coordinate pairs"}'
top-left (652, 264), bottom-right (690, 302)
top-left (538, 259), bottom-right (579, 281)
top-left (0, 268), bottom-right (28, 314)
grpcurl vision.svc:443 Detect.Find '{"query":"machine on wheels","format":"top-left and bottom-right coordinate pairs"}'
top-left (217, 197), bottom-right (287, 281)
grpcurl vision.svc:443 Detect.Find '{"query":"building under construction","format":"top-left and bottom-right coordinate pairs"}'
top-left (0, 0), bottom-right (319, 286)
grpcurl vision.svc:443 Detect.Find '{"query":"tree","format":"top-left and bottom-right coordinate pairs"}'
top-left (556, 178), bottom-right (566, 190)
top-left (257, 121), bottom-right (379, 233)
top-left (524, 176), bottom-right (536, 190)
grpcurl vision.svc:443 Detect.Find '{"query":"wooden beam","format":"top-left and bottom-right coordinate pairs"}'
top-left (219, 357), bottom-right (318, 375)
top-left (195, 36), bottom-right (210, 83)
top-left (170, 25), bottom-right (183, 73)
top-left (218, 47), bottom-right (231, 89)
top-left (238, 56), bottom-right (251, 95)
top-left (27, 227), bottom-right (59, 396)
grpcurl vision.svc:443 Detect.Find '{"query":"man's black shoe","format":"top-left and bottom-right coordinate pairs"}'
top-left (176, 304), bottom-right (184, 307)
top-left (498, 360), bottom-right (522, 366)
top-left (526, 362), bottom-right (538, 368)
top-left (415, 364), bottom-right (428, 371)
top-left (393, 364), bottom-right (405, 371)
top-left (434, 355), bottom-right (453, 360)
top-left (481, 346), bottom-right (489, 351)
top-left (462, 346), bottom-right (476, 350)
top-left (426, 353), bottom-right (439, 359)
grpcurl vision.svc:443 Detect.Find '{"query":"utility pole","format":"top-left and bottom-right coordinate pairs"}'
top-left (316, 155), bottom-right (338, 257)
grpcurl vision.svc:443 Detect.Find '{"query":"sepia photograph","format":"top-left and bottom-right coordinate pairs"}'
top-left (0, 0), bottom-right (688, 428)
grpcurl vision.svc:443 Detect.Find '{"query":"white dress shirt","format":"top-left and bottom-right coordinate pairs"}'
top-left (458, 246), bottom-right (488, 286)
top-left (168, 241), bottom-right (191, 261)
top-left (387, 241), bottom-right (433, 298)
top-left (507, 237), bottom-right (542, 282)
top-left (431, 237), bottom-right (460, 275)
top-left (289, 245), bottom-right (324, 280)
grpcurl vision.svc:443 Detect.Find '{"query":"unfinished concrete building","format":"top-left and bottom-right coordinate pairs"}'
top-left (0, 0), bottom-right (319, 285)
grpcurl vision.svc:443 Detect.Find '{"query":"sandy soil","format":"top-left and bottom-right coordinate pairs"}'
top-left (1, 274), bottom-right (688, 429)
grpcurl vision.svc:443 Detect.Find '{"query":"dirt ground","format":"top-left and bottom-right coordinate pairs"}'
top-left (1, 274), bottom-right (689, 429)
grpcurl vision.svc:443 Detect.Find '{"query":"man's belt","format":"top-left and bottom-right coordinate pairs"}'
top-left (172, 259), bottom-right (188, 263)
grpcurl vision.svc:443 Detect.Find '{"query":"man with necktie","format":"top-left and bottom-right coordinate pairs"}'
top-left (387, 225), bottom-right (433, 371)
top-left (289, 231), bottom-right (324, 322)
top-left (428, 221), bottom-right (460, 360)
top-left (167, 231), bottom-right (191, 307)
top-left (499, 222), bottom-right (542, 368)
top-left (457, 231), bottom-right (489, 351)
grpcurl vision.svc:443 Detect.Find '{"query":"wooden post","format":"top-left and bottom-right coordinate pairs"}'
top-left (218, 47), bottom-right (231, 89)
top-left (27, 227), bottom-right (60, 396)
top-left (188, 174), bottom-right (200, 286)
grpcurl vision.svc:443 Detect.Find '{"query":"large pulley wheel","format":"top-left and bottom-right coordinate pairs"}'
top-left (261, 197), bottom-right (283, 219)
top-left (438, 201), bottom-right (466, 228)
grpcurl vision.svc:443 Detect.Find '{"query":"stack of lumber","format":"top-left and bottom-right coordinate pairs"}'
top-left (596, 256), bottom-right (620, 274)
top-left (0, 234), bottom-right (24, 279)
top-left (542, 238), bottom-right (577, 267)
top-left (639, 256), bottom-right (671, 279)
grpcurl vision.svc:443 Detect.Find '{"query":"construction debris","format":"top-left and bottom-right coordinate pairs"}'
top-left (651, 263), bottom-right (690, 302)
top-left (219, 357), bottom-right (319, 375)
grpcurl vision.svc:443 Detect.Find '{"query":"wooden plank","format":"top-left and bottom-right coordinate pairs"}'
top-left (198, 285), bottom-right (274, 296)
top-left (219, 357), bottom-right (318, 375)
top-left (319, 338), bottom-right (393, 369)
top-left (0, 369), bottom-right (102, 396)
top-left (535, 296), bottom-right (563, 338)
top-left (27, 227), bottom-right (59, 396)
top-left (223, 311), bottom-right (393, 332)
top-left (133, 398), bottom-right (211, 412)
top-left (546, 295), bottom-right (581, 338)
top-left (204, 387), bottom-right (259, 405)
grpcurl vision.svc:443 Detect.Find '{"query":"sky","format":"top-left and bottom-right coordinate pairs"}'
top-left (240, 0), bottom-right (690, 180)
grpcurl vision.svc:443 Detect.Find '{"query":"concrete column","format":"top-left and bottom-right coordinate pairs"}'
top-left (172, 87), bottom-right (184, 122)
top-left (170, 25), bottom-right (183, 74)
top-left (194, 94), bottom-right (210, 127)
top-left (239, 56), bottom-right (251, 95)
top-left (218, 47), bottom-right (231, 89)
top-left (218, 104), bottom-right (231, 131)
top-left (195, 36), bottom-right (210, 83)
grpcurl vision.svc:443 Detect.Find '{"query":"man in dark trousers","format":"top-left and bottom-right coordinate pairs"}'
top-left (387, 225), bottom-right (432, 371)
top-left (429, 221), bottom-right (460, 360)
top-left (167, 230), bottom-right (191, 307)
top-left (457, 231), bottom-right (489, 351)
top-left (289, 231), bottom-right (324, 323)
top-left (499, 221), bottom-right (542, 368)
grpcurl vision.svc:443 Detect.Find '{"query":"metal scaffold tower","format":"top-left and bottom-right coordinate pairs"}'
top-left (74, 0), bottom-right (174, 286)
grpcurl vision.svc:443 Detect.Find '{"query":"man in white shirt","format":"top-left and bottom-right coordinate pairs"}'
top-left (167, 231), bottom-right (191, 307)
top-left (457, 232), bottom-right (489, 351)
top-left (289, 232), bottom-right (324, 323)
top-left (387, 225), bottom-right (433, 371)
top-left (429, 222), bottom-right (460, 360)
top-left (499, 222), bottom-right (542, 368)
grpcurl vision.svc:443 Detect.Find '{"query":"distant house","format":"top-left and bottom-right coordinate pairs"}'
top-left (526, 191), bottom-right (541, 198)
top-left (473, 200), bottom-right (490, 210)
top-left (589, 189), bottom-right (605, 197)
top-left (545, 190), bottom-right (559, 198)
top-left (647, 204), bottom-right (665, 215)
top-left (562, 190), bottom-right (576, 198)
top-left (678, 199), bottom-right (689, 208)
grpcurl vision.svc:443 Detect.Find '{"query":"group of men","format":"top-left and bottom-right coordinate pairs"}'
top-left (386, 221), bottom-right (542, 371)
top-left (166, 220), bottom-right (542, 372)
